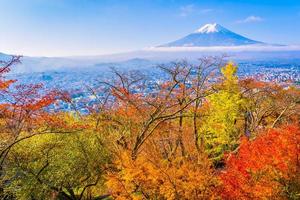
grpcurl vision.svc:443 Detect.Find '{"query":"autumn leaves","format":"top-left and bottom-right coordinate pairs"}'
top-left (0, 56), bottom-right (299, 199)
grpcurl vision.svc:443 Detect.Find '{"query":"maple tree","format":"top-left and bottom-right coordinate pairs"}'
top-left (97, 58), bottom-right (224, 159)
top-left (0, 57), bottom-right (112, 199)
top-left (0, 56), bottom-right (60, 167)
top-left (102, 58), bottom-right (226, 199)
top-left (240, 78), bottom-right (299, 135)
top-left (0, 56), bottom-right (19, 91)
top-left (106, 151), bottom-right (220, 200)
top-left (220, 124), bottom-right (300, 199)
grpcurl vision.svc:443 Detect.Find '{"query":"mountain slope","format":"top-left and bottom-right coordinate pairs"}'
top-left (160, 23), bottom-right (264, 47)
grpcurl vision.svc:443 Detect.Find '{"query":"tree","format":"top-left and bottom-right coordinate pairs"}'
top-left (0, 56), bottom-right (19, 91)
top-left (3, 115), bottom-right (111, 200)
top-left (158, 57), bottom-right (224, 158)
top-left (0, 56), bottom-right (82, 199)
top-left (240, 78), bottom-right (300, 135)
top-left (220, 124), bottom-right (300, 199)
top-left (106, 151), bottom-right (220, 200)
top-left (0, 56), bottom-right (61, 168)
top-left (103, 58), bottom-right (225, 200)
top-left (200, 62), bottom-right (245, 163)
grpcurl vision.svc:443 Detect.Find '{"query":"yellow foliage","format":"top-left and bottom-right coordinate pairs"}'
top-left (200, 62), bottom-right (245, 161)
top-left (106, 152), bottom-right (220, 200)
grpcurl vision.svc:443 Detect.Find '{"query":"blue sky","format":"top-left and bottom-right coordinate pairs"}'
top-left (0, 0), bottom-right (299, 57)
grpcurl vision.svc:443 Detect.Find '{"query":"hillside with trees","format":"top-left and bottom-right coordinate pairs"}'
top-left (1, 56), bottom-right (299, 200)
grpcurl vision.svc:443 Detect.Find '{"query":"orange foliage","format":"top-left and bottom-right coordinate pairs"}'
top-left (0, 58), bottom-right (17, 90)
top-left (220, 124), bottom-right (300, 199)
top-left (0, 83), bottom-right (62, 131)
top-left (2, 57), bottom-right (299, 199)
top-left (0, 57), bottom-right (78, 166)
top-left (106, 152), bottom-right (220, 200)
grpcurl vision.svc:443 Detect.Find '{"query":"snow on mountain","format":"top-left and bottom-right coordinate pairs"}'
top-left (159, 23), bottom-right (264, 47)
top-left (194, 23), bottom-right (223, 33)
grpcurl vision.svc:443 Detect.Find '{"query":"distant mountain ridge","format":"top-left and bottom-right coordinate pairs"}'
top-left (159, 23), bottom-right (264, 47)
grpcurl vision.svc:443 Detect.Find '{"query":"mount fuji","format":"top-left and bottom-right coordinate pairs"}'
top-left (159, 23), bottom-right (265, 47)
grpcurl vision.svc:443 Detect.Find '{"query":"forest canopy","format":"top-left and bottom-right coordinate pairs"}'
top-left (0, 56), bottom-right (299, 200)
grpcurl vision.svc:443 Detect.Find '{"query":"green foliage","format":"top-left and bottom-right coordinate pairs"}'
top-left (3, 116), bottom-right (111, 200)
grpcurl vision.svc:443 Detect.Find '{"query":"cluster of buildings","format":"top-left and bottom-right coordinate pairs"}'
top-left (9, 60), bottom-right (299, 113)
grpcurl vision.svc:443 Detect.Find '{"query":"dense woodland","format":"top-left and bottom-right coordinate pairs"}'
top-left (0, 56), bottom-right (299, 200)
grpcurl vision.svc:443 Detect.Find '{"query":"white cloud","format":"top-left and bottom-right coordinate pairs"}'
top-left (147, 45), bottom-right (300, 52)
top-left (199, 8), bottom-right (214, 14)
top-left (236, 16), bottom-right (264, 24)
top-left (179, 5), bottom-right (214, 17)
top-left (179, 4), bottom-right (195, 17)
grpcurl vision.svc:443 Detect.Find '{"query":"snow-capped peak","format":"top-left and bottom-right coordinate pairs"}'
top-left (195, 23), bottom-right (223, 33)
top-left (159, 23), bottom-right (264, 47)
